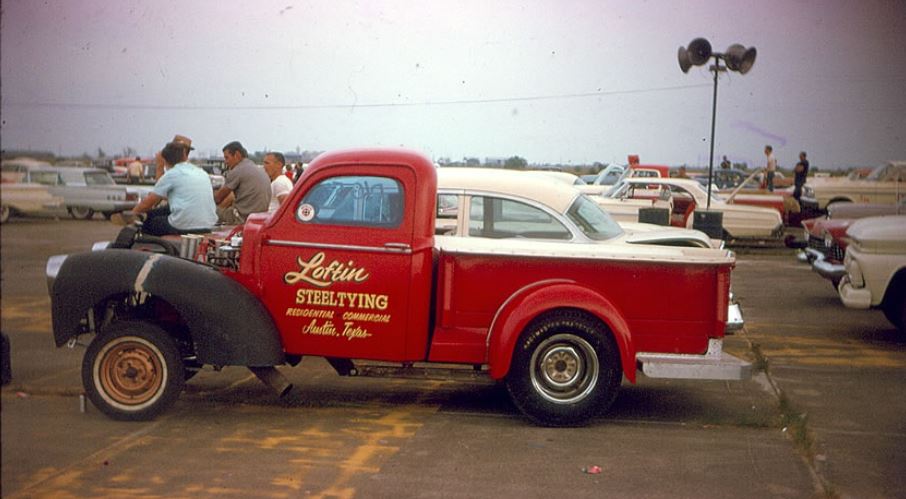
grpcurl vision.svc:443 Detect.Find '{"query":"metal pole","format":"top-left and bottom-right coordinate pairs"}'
top-left (706, 61), bottom-right (720, 210)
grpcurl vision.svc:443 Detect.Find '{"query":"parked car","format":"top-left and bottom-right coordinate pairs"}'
top-left (1, 161), bottom-right (138, 219)
top-left (437, 168), bottom-right (721, 249)
top-left (837, 215), bottom-right (906, 332)
top-left (800, 161), bottom-right (906, 211)
top-left (598, 177), bottom-right (784, 240)
top-left (800, 199), bottom-right (905, 264)
top-left (0, 182), bottom-right (64, 223)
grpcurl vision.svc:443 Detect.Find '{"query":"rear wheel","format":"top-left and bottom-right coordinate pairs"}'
top-left (82, 321), bottom-right (185, 421)
top-left (0, 205), bottom-right (10, 224)
top-left (505, 310), bottom-right (621, 426)
top-left (68, 206), bottom-right (95, 220)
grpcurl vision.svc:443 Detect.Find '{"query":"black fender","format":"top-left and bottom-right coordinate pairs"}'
top-left (50, 250), bottom-right (284, 367)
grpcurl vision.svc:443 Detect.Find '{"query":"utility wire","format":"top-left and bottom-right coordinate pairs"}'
top-left (4, 83), bottom-right (712, 111)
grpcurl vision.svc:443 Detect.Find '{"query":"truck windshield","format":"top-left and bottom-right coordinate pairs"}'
top-left (566, 195), bottom-right (624, 241)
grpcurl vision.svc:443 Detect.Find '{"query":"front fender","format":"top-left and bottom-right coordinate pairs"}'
top-left (486, 280), bottom-right (636, 383)
top-left (50, 250), bottom-right (284, 366)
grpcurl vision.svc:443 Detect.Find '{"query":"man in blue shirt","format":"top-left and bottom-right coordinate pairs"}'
top-left (128, 136), bottom-right (217, 235)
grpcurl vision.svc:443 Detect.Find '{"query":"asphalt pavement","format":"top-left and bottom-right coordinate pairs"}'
top-left (1, 217), bottom-right (904, 498)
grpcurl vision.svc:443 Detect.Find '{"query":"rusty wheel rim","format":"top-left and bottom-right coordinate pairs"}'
top-left (97, 338), bottom-right (164, 406)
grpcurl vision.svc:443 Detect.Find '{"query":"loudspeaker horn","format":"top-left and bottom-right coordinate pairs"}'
top-left (686, 38), bottom-right (712, 66)
top-left (678, 46), bottom-right (693, 73)
top-left (725, 44), bottom-right (756, 74)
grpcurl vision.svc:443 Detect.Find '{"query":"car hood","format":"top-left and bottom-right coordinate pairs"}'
top-left (847, 215), bottom-right (906, 253)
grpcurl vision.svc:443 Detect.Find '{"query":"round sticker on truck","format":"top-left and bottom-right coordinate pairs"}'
top-left (297, 203), bottom-right (316, 222)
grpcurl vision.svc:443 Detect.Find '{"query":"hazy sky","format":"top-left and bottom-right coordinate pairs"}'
top-left (2, 0), bottom-right (904, 169)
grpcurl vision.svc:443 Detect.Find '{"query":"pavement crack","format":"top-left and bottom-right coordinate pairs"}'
top-left (743, 329), bottom-right (837, 498)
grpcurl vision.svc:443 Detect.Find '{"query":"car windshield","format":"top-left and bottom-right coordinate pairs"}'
top-left (84, 171), bottom-right (115, 186)
top-left (566, 194), bottom-right (624, 241)
top-left (30, 171), bottom-right (60, 186)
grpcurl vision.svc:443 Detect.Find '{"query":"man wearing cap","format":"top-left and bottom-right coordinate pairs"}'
top-left (123, 136), bottom-right (217, 235)
top-left (214, 141), bottom-right (271, 224)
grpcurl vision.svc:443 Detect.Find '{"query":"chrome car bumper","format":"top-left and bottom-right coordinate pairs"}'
top-left (637, 339), bottom-right (752, 381)
top-left (812, 257), bottom-right (846, 282)
top-left (726, 303), bottom-right (744, 334)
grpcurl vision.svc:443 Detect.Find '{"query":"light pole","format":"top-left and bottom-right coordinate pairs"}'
top-left (678, 38), bottom-right (756, 210)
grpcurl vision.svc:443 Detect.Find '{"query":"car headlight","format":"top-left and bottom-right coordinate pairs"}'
top-left (845, 253), bottom-right (864, 287)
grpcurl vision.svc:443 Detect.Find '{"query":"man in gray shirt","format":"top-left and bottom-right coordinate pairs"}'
top-left (215, 141), bottom-right (271, 224)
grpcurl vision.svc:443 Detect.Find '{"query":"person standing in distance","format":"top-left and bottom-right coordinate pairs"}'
top-left (764, 145), bottom-right (777, 192)
top-left (214, 141), bottom-right (271, 224)
top-left (263, 152), bottom-right (294, 211)
top-left (793, 151), bottom-right (810, 201)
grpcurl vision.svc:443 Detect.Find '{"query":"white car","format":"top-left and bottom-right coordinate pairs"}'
top-left (438, 168), bottom-right (719, 249)
top-left (801, 161), bottom-right (906, 211)
top-left (837, 215), bottom-right (906, 332)
top-left (598, 177), bottom-right (784, 240)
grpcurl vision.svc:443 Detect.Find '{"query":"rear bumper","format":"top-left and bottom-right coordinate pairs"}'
top-left (725, 303), bottom-right (744, 334)
top-left (636, 339), bottom-right (752, 381)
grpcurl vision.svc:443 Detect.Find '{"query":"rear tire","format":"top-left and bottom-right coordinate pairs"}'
top-left (0, 205), bottom-right (10, 224)
top-left (68, 206), bottom-right (95, 220)
top-left (505, 310), bottom-right (621, 426)
top-left (82, 321), bottom-right (185, 421)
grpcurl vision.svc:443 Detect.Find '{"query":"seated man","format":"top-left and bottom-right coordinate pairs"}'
top-left (128, 139), bottom-right (217, 236)
top-left (214, 141), bottom-right (271, 224)
top-left (263, 151), bottom-right (294, 211)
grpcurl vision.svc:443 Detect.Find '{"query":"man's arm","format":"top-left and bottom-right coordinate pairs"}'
top-left (214, 185), bottom-right (233, 205)
top-left (132, 192), bottom-right (164, 215)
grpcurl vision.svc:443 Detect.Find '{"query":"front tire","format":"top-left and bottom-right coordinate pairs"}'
top-left (882, 285), bottom-right (905, 333)
top-left (82, 321), bottom-right (185, 421)
top-left (505, 310), bottom-right (621, 426)
top-left (0, 205), bottom-right (10, 224)
top-left (68, 206), bottom-right (95, 220)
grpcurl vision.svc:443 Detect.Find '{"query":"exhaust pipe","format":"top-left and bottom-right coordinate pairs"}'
top-left (248, 366), bottom-right (293, 397)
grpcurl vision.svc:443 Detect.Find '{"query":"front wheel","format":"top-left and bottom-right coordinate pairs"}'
top-left (0, 205), bottom-right (10, 224)
top-left (505, 311), bottom-right (622, 426)
top-left (82, 321), bottom-right (185, 421)
top-left (68, 206), bottom-right (95, 220)
top-left (882, 286), bottom-right (905, 333)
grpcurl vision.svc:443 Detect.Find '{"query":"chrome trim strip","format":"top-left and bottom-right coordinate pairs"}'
top-left (266, 239), bottom-right (413, 254)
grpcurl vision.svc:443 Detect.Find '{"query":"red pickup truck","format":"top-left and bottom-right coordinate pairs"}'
top-left (47, 149), bottom-right (750, 426)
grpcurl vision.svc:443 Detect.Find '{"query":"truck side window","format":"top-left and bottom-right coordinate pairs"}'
top-left (468, 196), bottom-right (570, 240)
top-left (298, 175), bottom-right (403, 228)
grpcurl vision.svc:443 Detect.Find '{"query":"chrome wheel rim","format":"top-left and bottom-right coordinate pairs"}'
top-left (530, 334), bottom-right (598, 404)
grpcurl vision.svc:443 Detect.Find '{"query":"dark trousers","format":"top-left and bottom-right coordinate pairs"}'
top-left (143, 206), bottom-right (179, 236)
top-left (766, 171), bottom-right (775, 192)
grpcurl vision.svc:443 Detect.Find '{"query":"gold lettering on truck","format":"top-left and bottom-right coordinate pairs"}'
top-left (284, 252), bottom-right (370, 288)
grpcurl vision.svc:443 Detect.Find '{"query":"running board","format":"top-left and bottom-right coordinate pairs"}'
top-left (636, 339), bottom-right (752, 381)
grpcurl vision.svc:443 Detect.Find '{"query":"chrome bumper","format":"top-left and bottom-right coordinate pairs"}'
top-left (637, 339), bottom-right (752, 381)
top-left (812, 258), bottom-right (846, 282)
top-left (725, 303), bottom-right (744, 334)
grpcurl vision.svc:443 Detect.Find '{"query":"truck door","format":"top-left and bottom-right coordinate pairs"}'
top-left (257, 165), bottom-right (421, 362)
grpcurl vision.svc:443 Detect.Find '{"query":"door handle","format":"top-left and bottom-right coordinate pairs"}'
top-left (384, 242), bottom-right (411, 252)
